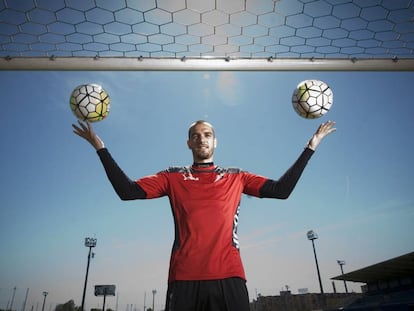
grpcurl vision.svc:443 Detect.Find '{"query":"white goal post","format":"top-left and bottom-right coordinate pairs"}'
top-left (1, 57), bottom-right (413, 71)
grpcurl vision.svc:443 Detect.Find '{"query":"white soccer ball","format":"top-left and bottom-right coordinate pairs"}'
top-left (292, 79), bottom-right (333, 119)
top-left (69, 83), bottom-right (110, 122)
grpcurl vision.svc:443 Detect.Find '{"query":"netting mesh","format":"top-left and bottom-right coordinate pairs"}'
top-left (0, 0), bottom-right (413, 70)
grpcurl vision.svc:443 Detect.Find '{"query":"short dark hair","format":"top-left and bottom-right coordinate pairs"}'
top-left (188, 120), bottom-right (215, 138)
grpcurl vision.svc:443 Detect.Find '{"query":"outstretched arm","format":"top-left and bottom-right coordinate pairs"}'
top-left (72, 120), bottom-right (146, 200)
top-left (260, 120), bottom-right (336, 199)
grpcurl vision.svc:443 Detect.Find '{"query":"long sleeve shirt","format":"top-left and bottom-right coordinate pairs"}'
top-left (97, 147), bottom-right (314, 282)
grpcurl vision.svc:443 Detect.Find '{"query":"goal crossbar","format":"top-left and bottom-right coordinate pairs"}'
top-left (1, 57), bottom-right (413, 71)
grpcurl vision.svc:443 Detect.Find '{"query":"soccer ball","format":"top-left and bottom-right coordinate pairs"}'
top-left (69, 84), bottom-right (110, 122)
top-left (292, 79), bottom-right (333, 119)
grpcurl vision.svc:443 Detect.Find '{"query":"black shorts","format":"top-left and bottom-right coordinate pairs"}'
top-left (165, 277), bottom-right (250, 311)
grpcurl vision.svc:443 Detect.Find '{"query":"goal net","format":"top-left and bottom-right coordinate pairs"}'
top-left (0, 0), bottom-right (413, 71)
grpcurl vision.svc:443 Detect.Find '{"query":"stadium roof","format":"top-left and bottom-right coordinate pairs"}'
top-left (331, 252), bottom-right (414, 284)
top-left (1, 0), bottom-right (414, 71)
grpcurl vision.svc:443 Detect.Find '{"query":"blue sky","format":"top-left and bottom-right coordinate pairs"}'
top-left (0, 70), bottom-right (413, 311)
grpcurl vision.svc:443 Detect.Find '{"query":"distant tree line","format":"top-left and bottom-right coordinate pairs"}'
top-left (55, 300), bottom-right (81, 311)
top-left (0, 300), bottom-right (127, 311)
top-left (54, 300), bottom-right (114, 311)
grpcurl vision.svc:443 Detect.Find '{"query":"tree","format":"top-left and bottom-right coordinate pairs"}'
top-left (55, 300), bottom-right (76, 311)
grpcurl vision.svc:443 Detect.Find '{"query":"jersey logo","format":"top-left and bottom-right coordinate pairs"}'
top-left (214, 172), bottom-right (225, 182)
top-left (182, 171), bottom-right (199, 181)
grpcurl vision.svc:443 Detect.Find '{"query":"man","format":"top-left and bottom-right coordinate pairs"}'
top-left (72, 119), bottom-right (336, 311)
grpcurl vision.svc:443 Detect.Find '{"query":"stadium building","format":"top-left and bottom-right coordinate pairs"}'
top-left (251, 251), bottom-right (414, 311)
top-left (331, 251), bottom-right (414, 310)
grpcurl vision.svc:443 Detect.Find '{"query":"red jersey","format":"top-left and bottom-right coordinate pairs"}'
top-left (97, 148), bottom-right (313, 284)
top-left (136, 164), bottom-right (268, 282)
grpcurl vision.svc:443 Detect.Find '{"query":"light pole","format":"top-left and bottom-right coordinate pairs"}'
top-left (22, 288), bottom-right (29, 311)
top-left (152, 289), bottom-right (156, 311)
top-left (337, 260), bottom-right (348, 293)
top-left (81, 237), bottom-right (97, 311)
top-left (41, 292), bottom-right (48, 311)
top-left (307, 230), bottom-right (324, 294)
top-left (9, 286), bottom-right (16, 311)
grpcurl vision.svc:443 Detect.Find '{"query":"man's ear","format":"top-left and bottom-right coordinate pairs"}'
top-left (214, 138), bottom-right (217, 148)
top-left (187, 139), bottom-right (191, 149)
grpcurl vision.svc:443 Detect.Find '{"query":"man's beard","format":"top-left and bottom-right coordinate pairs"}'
top-left (194, 147), bottom-right (213, 160)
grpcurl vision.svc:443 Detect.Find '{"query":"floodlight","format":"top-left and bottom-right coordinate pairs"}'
top-left (307, 230), bottom-right (318, 240)
top-left (306, 230), bottom-right (324, 295)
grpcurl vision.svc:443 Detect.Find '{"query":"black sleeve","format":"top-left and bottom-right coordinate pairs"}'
top-left (97, 148), bottom-right (147, 200)
top-left (259, 147), bottom-right (314, 199)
